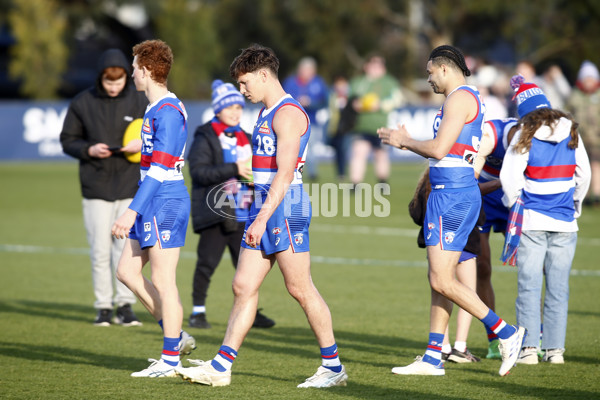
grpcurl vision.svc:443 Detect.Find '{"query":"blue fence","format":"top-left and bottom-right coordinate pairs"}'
top-left (0, 100), bottom-right (437, 161)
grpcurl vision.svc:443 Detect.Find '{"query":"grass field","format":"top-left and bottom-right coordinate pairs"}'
top-left (1, 161), bottom-right (599, 400)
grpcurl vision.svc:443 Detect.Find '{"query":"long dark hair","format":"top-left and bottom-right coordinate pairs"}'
top-left (513, 108), bottom-right (579, 154)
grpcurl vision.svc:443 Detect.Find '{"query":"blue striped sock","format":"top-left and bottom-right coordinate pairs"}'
top-left (161, 336), bottom-right (180, 367)
top-left (485, 325), bottom-right (498, 342)
top-left (320, 344), bottom-right (342, 373)
top-left (211, 345), bottom-right (237, 372)
top-left (481, 310), bottom-right (516, 340)
top-left (422, 332), bottom-right (444, 365)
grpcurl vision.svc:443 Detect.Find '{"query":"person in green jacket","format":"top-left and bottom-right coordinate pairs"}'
top-left (348, 54), bottom-right (404, 186)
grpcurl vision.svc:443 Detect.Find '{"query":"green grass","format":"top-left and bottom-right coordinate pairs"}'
top-left (1, 161), bottom-right (599, 399)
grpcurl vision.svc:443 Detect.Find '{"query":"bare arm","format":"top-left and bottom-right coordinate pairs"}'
top-left (473, 124), bottom-right (496, 178)
top-left (378, 90), bottom-right (476, 160)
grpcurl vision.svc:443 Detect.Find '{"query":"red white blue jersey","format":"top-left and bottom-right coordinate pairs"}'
top-left (523, 133), bottom-right (577, 222)
top-left (129, 92), bottom-right (188, 215)
top-left (479, 118), bottom-right (518, 183)
top-left (429, 85), bottom-right (485, 189)
top-left (251, 95), bottom-right (310, 186)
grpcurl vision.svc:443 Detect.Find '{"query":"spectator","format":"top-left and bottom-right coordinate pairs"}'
top-left (501, 75), bottom-right (591, 365)
top-left (349, 54), bottom-right (404, 186)
top-left (60, 48), bottom-right (147, 327)
top-left (515, 61), bottom-right (571, 110)
top-left (566, 60), bottom-right (600, 206)
top-left (283, 57), bottom-right (329, 181)
top-left (187, 79), bottom-right (275, 329)
top-left (326, 76), bottom-right (353, 181)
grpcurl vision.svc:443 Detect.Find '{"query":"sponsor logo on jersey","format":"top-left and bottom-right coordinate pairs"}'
top-left (444, 231), bottom-right (455, 244)
top-left (144, 234), bottom-right (151, 241)
top-left (258, 121), bottom-right (270, 135)
top-left (294, 233), bottom-right (304, 245)
top-left (144, 222), bottom-right (151, 232)
top-left (142, 118), bottom-right (151, 133)
top-left (427, 232), bottom-right (432, 240)
top-left (464, 151), bottom-right (476, 165)
top-left (275, 237), bottom-right (280, 246)
top-left (428, 222), bottom-right (435, 230)
top-left (161, 230), bottom-right (171, 242)
top-left (272, 227), bottom-right (281, 235)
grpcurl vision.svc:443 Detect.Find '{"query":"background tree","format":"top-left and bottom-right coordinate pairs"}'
top-left (2, 0), bottom-right (600, 99)
top-left (7, 0), bottom-right (68, 99)
top-left (154, 0), bottom-right (223, 98)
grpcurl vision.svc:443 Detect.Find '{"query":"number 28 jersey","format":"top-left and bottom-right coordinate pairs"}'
top-left (251, 94), bottom-right (310, 186)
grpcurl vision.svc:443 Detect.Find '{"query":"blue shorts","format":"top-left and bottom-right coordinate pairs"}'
top-left (480, 188), bottom-right (508, 233)
top-left (241, 185), bottom-right (311, 255)
top-left (129, 196), bottom-right (190, 249)
top-left (459, 250), bottom-right (477, 263)
top-left (424, 185), bottom-right (481, 251)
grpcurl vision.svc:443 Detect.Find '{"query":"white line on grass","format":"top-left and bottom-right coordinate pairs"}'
top-left (2, 242), bottom-right (599, 277)
top-left (310, 223), bottom-right (600, 246)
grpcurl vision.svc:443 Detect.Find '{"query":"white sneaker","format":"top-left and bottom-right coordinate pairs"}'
top-left (130, 358), bottom-right (180, 378)
top-left (516, 347), bottom-right (539, 365)
top-left (175, 359), bottom-right (231, 386)
top-left (179, 331), bottom-right (196, 356)
top-left (498, 326), bottom-right (527, 376)
top-left (391, 356), bottom-right (445, 376)
top-left (542, 348), bottom-right (565, 364)
top-left (297, 365), bottom-right (348, 388)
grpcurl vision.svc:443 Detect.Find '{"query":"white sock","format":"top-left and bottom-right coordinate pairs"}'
top-left (193, 305), bottom-right (206, 314)
top-left (454, 341), bottom-right (467, 353)
top-left (442, 343), bottom-right (452, 354)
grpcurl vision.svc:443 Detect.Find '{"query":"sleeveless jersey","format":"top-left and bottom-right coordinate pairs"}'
top-left (129, 92), bottom-right (188, 215)
top-left (429, 85), bottom-right (485, 189)
top-left (479, 118), bottom-right (518, 183)
top-left (523, 135), bottom-right (577, 222)
top-left (251, 95), bottom-right (310, 186)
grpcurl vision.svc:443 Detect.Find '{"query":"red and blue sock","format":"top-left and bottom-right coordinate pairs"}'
top-left (320, 344), bottom-right (342, 373)
top-left (211, 345), bottom-right (237, 372)
top-left (486, 326), bottom-right (499, 342)
top-left (161, 336), bottom-right (180, 367)
top-left (481, 310), bottom-right (516, 340)
top-left (422, 332), bottom-right (444, 365)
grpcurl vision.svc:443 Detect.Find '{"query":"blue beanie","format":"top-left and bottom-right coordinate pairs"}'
top-left (211, 79), bottom-right (244, 114)
top-left (510, 74), bottom-right (551, 118)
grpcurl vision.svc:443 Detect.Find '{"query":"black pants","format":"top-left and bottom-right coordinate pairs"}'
top-left (192, 222), bottom-right (245, 306)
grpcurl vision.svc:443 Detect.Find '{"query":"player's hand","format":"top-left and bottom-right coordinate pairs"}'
top-left (121, 138), bottom-right (142, 153)
top-left (88, 143), bottom-right (112, 158)
top-left (236, 158), bottom-right (253, 181)
top-left (377, 124), bottom-right (410, 149)
top-left (111, 209), bottom-right (138, 239)
top-left (245, 219), bottom-right (266, 248)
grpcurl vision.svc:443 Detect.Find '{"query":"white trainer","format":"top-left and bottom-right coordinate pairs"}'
top-left (179, 331), bottom-right (196, 356)
top-left (516, 347), bottom-right (539, 365)
top-left (391, 356), bottom-right (445, 376)
top-left (175, 359), bottom-right (231, 386)
top-left (498, 326), bottom-right (527, 376)
top-left (130, 358), bottom-right (180, 378)
top-left (297, 365), bottom-right (348, 388)
top-left (542, 348), bottom-right (565, 364)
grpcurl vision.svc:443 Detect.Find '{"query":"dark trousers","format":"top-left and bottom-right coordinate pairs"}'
top-left (192, 222), bottom-right (245, 306)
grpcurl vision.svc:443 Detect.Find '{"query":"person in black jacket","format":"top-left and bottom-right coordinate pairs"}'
top-left (60, 48), bottom-right (148, 326)
top-left (187, 80), bottom-right (274, 329)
